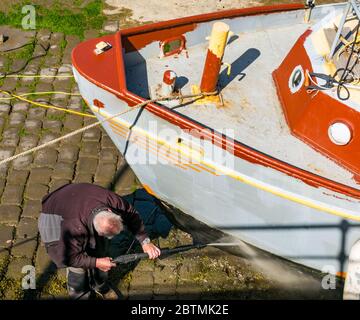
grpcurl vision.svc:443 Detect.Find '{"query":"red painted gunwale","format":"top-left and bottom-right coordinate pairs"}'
top-left (72, 3), bottom-right (360, 199)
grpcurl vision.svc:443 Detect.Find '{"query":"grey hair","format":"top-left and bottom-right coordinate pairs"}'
top-left (93, 210), bottom-right (123, 238)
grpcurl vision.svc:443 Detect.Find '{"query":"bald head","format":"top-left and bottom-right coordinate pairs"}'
top-left (93, 210), bottom-right (123, 239)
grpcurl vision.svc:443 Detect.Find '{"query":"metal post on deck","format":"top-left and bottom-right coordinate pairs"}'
top-left (200, 22), bottom-right (230, 93)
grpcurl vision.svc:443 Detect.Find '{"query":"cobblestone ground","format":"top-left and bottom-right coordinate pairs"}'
top-left (0, 26), bottom-right (343, 300)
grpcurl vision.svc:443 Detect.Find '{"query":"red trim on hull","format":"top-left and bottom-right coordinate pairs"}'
top-left (72, 3), bottom-right (360, 199)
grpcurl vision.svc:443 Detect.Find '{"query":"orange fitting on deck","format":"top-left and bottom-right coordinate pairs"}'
top-left (200, 22), bottom-right (230, 93)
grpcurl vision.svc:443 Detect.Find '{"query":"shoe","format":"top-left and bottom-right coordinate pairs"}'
top-left (95, 287), bottom-right (120, 300)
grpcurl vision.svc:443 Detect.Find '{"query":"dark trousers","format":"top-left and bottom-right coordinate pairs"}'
top-left (66, 267), bottom-right (110, 299)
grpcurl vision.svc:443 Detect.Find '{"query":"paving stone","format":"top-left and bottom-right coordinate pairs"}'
top-left (12, 154), bottom-right (33, 170)
top-left (0, 117), bottom-right (5, 134)
top-left (83, 127), bottom-right (101, 142)
top-left (18, 134), bottom-right (39, 151)
top-left (39, 132), bottom-right (61, 145)
top-left (0, 250), bottom-right (9, 263)
top-left (12, 102), bottom-right (29, 113)
top-left (25, 183), bottom-right (49, 201)
top-left (53, 79), bottom-right (72, 92)
top-left (35, 81), bottom-right (53, 93)
top-left (6, 257), bottom-right (33, 280)
top-left (0, 103), bottom-right (11, 116)
top-left (76, 157), bottom-right (98, 174)
top-left (10, 59), bottom-right (26, 73)
top-left (27, 107), bottom-right (46, 120)
top-left (36, 29), bottom-right (51, 41)
top-left (68, 97), bottom-right (83, 111)
top-left (0, 118), bottom-right (6, 134)
top-left (17, 217), bottom-right (39, 239)
top-left (33, 148), bottom-right (58, 167)
top-left (46, 108), bottom-right (65, 118)
top-left (1, 128), bottom-right (20, 147)
top-left (42, 119), bottom-right (62, 133)
top-left (153, 267), bottom-right (177, 296)
top-left (0, 205), bottom-right (21, 225)
top-left (0, 147), bottom-right (14, 162)
top-left (114, 164), bottom-right (137, 196)
top-left (22, 200), bottom-right (41, 219)
top-left (23, 119), bottom-right (42, 134)
top-left (28, 168), bottom-right (53, 185)
top-left (6, 170), bottom-right (29, 185)
top-left (40, 68), bottom-right (57, 79)
top-left (71, 85), bottom-right (80, 94)
top-left (8, 112), bottom-right (26, 127)
top-left (58, 64), bottom-right (72, 74)
top-left (94, 163), bottom-right (116, 183)
top-left (11, 239), bottom-right (38, 259)
top-left (63, 115), bottom-right (83, 131)
top-left (0, 78), bottom-right (17, 92)
top-left (128, 271), bottom-right (154, 299)
top-left (0, 224), bottom-right (14, 248)
top-left (99, 149), bottom-right (118, 163)
top-left (52, 162), bottom-right (75, 180)
top-left (24, 59), bottom-right (42, 71)
top-left (79, 141), bottom-right (100, 158)
top-left (73, 173), bottom-right (93, 184)
top-left (33, 42), bottom-right (49, 56)
top-left (0, 178), bottom-right (5, 198)
top-left (58, 144), bottom-right (79, 163)
top-left (44, 54), bottom-right (62, 66)
top-left (14, 85), bottom-right (32, 94)
top-left (62, 132), bottom-right (82, 145)
top-left (35, 243), bottom-right (54, 276)
top-left (62, 53), bottom-right (72, 65)
top-left (0, 163), bottom-right (10, 176)
top-left (1, 184), bottom-right (25, 206)
top-left (50, 32), bottom-right (64, 45)
top-left (49, 179), bottom-right (70, 193)
top-left (101, 135), bottom-right (117, 149)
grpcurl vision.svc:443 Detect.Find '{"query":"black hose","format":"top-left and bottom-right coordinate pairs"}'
top-left (334, 22), bottom-right (360, 101)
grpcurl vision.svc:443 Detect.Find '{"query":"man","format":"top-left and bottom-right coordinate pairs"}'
top-left (38, 183), bottom-right (161, 299)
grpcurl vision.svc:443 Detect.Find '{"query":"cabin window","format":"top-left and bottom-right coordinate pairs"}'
top-left (160, 36), bottom-right (186, 57)
top-left (289, 65), bottom-right (304, 94)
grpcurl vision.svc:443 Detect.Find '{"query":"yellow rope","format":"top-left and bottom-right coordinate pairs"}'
top-left (0, 90), bottom-right (96, 118)
top-left (3, 75), bottom-right (74, 78)
top-left (0, 91), bottom-right (81, 101)
top-left (0, 91), bottom-right (217, 167)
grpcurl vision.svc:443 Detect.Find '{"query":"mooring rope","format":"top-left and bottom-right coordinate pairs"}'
top-left (0, 90), bottom-right (96, 118)
top-left (0, 91), bottom-right (217, 167)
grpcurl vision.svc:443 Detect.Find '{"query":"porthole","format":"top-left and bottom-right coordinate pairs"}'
top-left (328, 122), bottom-right (352, 146)
top-left (159, 36), bottom-right (186, 58)
top-left (289, 65), bottom-right (305, 94)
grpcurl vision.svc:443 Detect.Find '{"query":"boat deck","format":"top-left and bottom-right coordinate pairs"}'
top-left (125, 19), bottom-right (360, 190)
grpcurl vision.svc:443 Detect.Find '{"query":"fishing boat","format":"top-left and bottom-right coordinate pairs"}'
top-left (72, 1), bottom-right (360, 295)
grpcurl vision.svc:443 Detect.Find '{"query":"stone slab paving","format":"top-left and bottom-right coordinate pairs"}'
top-left (0, 25), bottom-right (344, 300)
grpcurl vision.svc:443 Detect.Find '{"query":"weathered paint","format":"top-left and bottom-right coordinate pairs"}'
top-left (72, 2), bottom-right (360, 273)
top-left (73, 68), bottom-right (360, 273)
top-left (71, 3), bottom-right (360, 200)
top-left (200, 22), bottom-right (229, 93)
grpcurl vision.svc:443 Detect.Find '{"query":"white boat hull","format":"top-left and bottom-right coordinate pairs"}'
top-left (74, 68), bottom-right (360, 274)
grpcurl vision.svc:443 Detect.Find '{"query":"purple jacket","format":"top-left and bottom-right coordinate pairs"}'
top-left (39, 183), bottom-right (148, 269)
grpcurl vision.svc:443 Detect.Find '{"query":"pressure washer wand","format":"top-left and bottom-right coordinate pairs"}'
top-left (112, 243), bottom-right (206, 265)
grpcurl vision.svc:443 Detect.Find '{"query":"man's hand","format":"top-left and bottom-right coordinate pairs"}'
top-left (96, 257), bottom-right (116, 272)
top-left (142, 243), bottom-right (161, 259)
